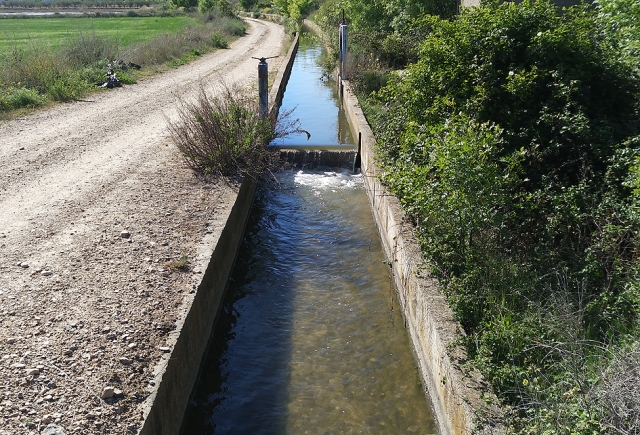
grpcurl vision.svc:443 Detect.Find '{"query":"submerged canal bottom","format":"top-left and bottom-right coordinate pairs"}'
top-left (181, 168), bottom-right (438, 434)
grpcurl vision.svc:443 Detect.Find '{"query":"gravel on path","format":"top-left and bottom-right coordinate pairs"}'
top-left (0, 18), bottom-right (285, 435)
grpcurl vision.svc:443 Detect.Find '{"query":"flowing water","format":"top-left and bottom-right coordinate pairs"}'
top-left (180, 34), bottom-right (437, 435)
top-left (270, 34), bottom-right (355, 150)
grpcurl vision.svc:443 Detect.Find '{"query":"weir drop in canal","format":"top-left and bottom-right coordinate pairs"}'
top-left (181, 32), bottom-right (438, 435)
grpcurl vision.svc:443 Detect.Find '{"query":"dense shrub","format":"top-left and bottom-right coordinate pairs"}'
top-left (312, 0), bottom-right (453, 94)
top-left (597, 0), bottom-right (640, 67)
top-left (167, 85), bottom-right (303, 178)
top-left (369, 0), bottom-right (640, 432)
top-left (0, 86), bottom-right (45, 111)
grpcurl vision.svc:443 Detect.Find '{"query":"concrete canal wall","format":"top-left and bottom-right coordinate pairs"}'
top-left (340, 80), bottom-right (504, 435)
top-left (138, 31), bottom-right (300, 435)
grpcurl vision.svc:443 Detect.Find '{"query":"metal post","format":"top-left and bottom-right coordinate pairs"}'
top-left (340, 23), bottom-right (348, 82)
top-left (353, 131), bottom-right (362, 174)
top-left (257, 57), bottom-right (269, 119)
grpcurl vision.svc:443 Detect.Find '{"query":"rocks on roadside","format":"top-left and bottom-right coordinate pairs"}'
top-left (42, 424), bottom-right (66, 435)
top-left (100, 387), bottom-right (115, 399)
top-left (25, 368), bottom-right (39, 376)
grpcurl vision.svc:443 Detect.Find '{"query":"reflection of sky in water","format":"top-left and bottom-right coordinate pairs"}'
top-left (272, 40), bottom-right (354, 147)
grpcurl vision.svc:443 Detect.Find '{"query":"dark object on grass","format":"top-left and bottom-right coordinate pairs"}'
top-left (99, 70), bottom-right (121, 89)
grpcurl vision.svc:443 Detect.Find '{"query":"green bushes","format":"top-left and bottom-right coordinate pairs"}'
top-left (210, 32), bottom-right (229, 48)
top-left (369, 0), bottom-right (640, 432)
top-left (167, 86), bottom-right (273, 177)
top-left (0, 87), bottom-right (45, 111)
top-left (218, 16), bottom-right (247, 36)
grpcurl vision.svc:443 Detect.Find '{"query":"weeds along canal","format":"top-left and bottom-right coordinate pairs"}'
top-left (179, 33), bottom-right (438, 435)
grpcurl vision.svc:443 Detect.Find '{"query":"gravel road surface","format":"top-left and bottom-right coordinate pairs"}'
top-left (0, 18), bottom-right (284, 435)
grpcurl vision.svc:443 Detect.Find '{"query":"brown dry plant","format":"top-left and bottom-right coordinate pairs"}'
top-left (167, 82), bottom-right (302, 179)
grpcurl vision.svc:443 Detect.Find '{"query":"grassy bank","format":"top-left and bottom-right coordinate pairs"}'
top-left (0, 13), bottom-right (247, 114)
top-left (0, 16), bottom-right (196, 61)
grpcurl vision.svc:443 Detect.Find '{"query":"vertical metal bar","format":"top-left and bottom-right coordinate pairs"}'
top-left (340, 23), bottom-right (348, 81)
top-left (258, 58), bottom-right (269, 119)
top-left (338, 25), bottom-right (343, 93)
top-left (353, 131), bottom-right (362, 173)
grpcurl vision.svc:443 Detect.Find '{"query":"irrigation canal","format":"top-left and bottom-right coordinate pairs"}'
top-left (180, 33), bottom-right (438, 435)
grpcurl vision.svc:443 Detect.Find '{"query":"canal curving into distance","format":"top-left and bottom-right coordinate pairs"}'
top-left (180, 33), bottom-right (438, 435)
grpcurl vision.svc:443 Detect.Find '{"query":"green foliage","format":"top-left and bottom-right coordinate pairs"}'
top-left (216, 0), bottom-right (234, 16)
top-left (273, 0), bottom-right (316, 20)
top-left (0, 86), bottom-right (45, 111)
top-left (369, 0), bottom-right (640, 432)
top-left (239, 0), bottom-right (256, 10)
top-left (167, 85), bottom-right (307, 178)
top-left (198, 0), bottom-right (217, 14)
top-left (596, 0), bottom-right (640, 67)
top-left (168, 87), bottom-right (273, 176)
top-left (218, 16), bottom-right (247, 36)
top-left (314, 0), bottom-right (455, 37)
top-left (47, 72), bottom-right (91, 101)
top-left (313, 0), bottom-right (453, 85)
top-left (0, 15), bottom-right (245, 113)
top-left (210, 32), bottom-right (228, 48)
top-left (171, 0), bottom-right (198, 9)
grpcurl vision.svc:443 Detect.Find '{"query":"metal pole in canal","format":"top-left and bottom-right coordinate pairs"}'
top-left (339, 11), bottom-right (348, 95)
top-left (253, 56), bottom-right (277, 119)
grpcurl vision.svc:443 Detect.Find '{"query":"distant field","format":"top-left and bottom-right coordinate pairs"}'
top-left (0, 16), bottom-right (197, 61)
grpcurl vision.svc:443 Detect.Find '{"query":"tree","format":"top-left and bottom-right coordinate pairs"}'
top-left (198, 0), bottom-right (215, 12)
top-left (597, 0), bottom-right (640, 65)
top-left (170, 0), bottom-right (197, 8)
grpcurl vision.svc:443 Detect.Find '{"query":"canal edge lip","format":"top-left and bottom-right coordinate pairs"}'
top-left (137, 22), bottom-right (301, 435)
top-left (339, 76), bottom-right (506, 433)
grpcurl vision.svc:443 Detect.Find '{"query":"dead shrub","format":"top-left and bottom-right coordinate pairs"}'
top-left (592, 341), bottom-right (640, 434)
top-left (167, 83), bottom-right (302, 179)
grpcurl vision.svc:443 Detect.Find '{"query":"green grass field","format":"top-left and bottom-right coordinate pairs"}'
top-left (0, 16), bottom-right (197, 61)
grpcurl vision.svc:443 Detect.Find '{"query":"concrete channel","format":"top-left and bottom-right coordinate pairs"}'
top-left (139, 20), bottom-right (504, 435)
top-left (138, 32), bottom-right (300, 435)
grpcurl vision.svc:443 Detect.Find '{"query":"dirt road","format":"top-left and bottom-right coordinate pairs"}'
top-left (0, 19), bottom-right (284, 435)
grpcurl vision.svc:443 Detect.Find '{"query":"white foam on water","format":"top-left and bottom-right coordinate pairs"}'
top-left (292, 169), bottom-right (362, 190)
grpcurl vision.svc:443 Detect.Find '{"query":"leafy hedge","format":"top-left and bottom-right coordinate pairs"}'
top-left (370, 0), bottom-right (640, 432)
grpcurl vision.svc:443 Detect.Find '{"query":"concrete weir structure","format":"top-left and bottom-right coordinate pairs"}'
top-left (340, 80), bottom-right (504, 434)
top-left (138, 33), bottom-right (300, 435)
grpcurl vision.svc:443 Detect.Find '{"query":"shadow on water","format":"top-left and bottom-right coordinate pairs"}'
top-left (180, 186), bottom-right (298, 435)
